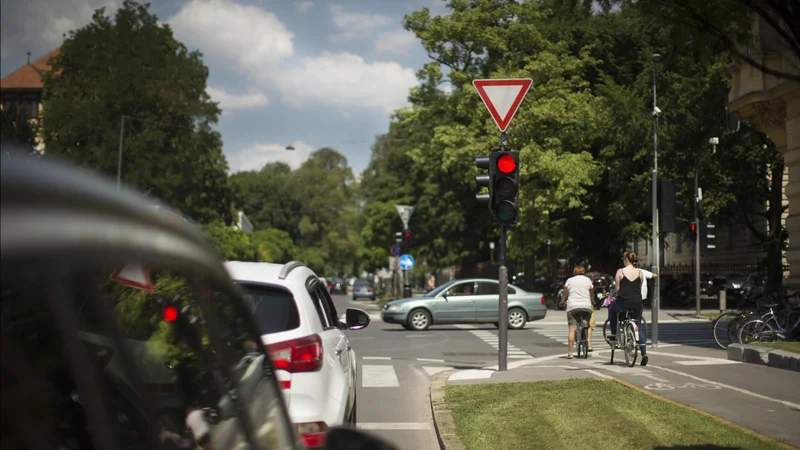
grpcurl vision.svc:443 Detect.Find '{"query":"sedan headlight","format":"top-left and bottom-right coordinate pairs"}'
top-left (386, 305), bottom-right (400, 311)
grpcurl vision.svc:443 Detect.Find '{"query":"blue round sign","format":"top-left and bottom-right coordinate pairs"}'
top-left (399, 254), bottom-right (415, 270)
top-left (391, 243), bottom-right (401, 256)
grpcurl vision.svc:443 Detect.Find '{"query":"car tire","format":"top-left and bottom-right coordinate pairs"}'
top-left (407, 308), bottom-right (431, 331)
top-left (508, 307), bottom-right (527, 330)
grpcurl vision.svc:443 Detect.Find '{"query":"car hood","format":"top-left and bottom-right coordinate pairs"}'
top-left (385, 297), bottom-right (426, 307)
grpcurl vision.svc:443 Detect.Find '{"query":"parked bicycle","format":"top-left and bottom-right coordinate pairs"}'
top-left (738, 301), bottom-right (800, 344)
top-left (712, 291), bottom-right (798, 348)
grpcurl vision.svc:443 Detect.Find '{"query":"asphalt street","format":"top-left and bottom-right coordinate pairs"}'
top-left (330, 293), bottom-right (798, 449)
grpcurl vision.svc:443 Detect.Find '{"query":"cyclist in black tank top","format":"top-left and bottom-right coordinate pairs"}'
top-left (608, 251), bottom-right (649, 366)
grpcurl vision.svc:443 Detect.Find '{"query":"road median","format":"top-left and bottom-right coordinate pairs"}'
top-left (728, 343), bottom-right (800, 373)
top-left (433, 378), bottom-right (790, 450)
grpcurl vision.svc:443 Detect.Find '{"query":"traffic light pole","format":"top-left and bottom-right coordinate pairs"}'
top-left (694, 159), bottom-right (702, 316)
top-left (498, 225), bottom-right (509, 372)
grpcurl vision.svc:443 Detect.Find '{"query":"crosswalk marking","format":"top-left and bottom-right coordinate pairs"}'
top-left (470, 330), bottom-right (533, 359)
top-left (527, 323), bottom-right (717, 348)
top-left (422, 366), bottom-right (453, 376)
top-left (362, 365), bottom-right (399, 387)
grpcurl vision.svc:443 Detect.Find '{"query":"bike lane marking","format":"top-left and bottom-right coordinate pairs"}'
top-left (649, 364), bottom-right (800, 409)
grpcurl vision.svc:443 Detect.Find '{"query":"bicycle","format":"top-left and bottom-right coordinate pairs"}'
top-left (738, 302), bottom-right (800, 344)
top-left (574, 311), bottom-right (592, 359)
top-left (603, 315), bottom-right (647, 348)
top-left (605, 309), bottom-right (641, 367)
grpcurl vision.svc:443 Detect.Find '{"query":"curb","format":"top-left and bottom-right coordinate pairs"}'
top-left (429, 371), bottom-right (467, 450)
top-left (727, 344), bottom-right (800, 373)
top-left (611, 378), bottom-right (795, 449)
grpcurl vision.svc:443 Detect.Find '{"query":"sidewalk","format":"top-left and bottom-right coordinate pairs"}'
top-left (434, 349), bottom-right (800, 449)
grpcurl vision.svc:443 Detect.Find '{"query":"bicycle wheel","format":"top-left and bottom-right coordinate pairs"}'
top-left (578, 326), bottom-right (589, 359)
top-left (603, 319), bottom-right (612, 346)
top-left (712, 312), bottom-right (741, 349)
top-left (624, 322), bottom-right (638, 367)
top-left (738, 319), bottom-right (776, 344)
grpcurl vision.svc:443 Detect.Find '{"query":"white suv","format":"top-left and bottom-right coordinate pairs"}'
top-left (224, 260), bottom-right (369, 449)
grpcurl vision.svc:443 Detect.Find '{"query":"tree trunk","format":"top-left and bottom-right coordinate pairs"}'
top-left (766, 161), bottom-right (785, 294)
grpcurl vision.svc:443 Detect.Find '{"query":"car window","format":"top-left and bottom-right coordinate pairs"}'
top-left (315, 284), bottom-right (340, 327)
top-left (306, 279), bottom-right (332, 328)
top-left (476, 282), bottom-right (499, 295)
top-left (1, 263), bottom-right (296, 450)
top-left (447, 282), bottom-right (475, 296)
top-left (508, 287), bottom-right (517, 295)
top-left (239, 283), bottom-right (301, 334)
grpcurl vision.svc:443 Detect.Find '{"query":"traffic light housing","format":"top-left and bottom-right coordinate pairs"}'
top-left (475, 155), bottom-right (493, 207)
top-left (401, 231), bottom-right (413, 254)
top-left (492, 152), bottom-right (520, 226)
top-left (161, 295), bottom-right (202, 351)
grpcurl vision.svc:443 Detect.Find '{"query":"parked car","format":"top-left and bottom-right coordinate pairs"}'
top-left (382, 278), bottom-right (547, 331)
top-left (352, 279), bottom-right (375, 301)
top-left (0, 151), bottom-right (394, 450)
top-left (224, 261), bottom-right (369, 447)
top-left (330, 279), bottom-right (347, 295)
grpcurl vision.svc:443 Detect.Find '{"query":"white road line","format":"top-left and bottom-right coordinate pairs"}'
top-left (357, 422), bottom-right (432, 430)
top-left (368, 313), bottom-right (383, 321)
top-left (673, 359), bottom-right (741, 366)
top-left (361, 365), bottom-right (400, 387)
top-left (362, 356), bottom-right (392, 360)
top-left (585, 369), bottom-right (612, 379)
top-left (453, 324), bottom-right (477, 329)
top-left (417, 358), bottom-right (445, 363)
top-left (649, 365), bottom-right (800, 410)
top-left (449, 369), bottom-right (495, 380)
top-left (406, 334), bottom-right (437, 338)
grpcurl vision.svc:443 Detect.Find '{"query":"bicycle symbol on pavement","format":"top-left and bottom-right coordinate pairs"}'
top-left (644, 382), bottom-right (721, 391)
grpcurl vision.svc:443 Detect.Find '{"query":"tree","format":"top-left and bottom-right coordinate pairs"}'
top-left (230, 162), bottom-right (301, 237)
top-left (41, 0), bottom-right (236, 224)
top-left (0, 105), bottom-right (38, 152)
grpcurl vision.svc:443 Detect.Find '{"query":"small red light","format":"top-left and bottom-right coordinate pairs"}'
top-left (163, 305), bottom-right (179, 322)
top-left (497, 154), bottom-right (516, 174)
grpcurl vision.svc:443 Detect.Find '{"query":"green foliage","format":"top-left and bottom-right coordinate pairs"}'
top-left (0, 105), bottom-right (38, 151)
top-left (41, 0), bottom-right (236, 225)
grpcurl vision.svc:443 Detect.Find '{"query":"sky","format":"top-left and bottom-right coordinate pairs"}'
top-left (0, 0), bottom-right (452, 177)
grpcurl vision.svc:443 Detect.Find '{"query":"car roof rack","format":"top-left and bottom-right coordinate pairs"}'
top-left (279, 260), bottom-right (306, 279)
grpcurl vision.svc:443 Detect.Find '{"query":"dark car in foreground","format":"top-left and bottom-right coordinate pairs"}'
top-left (0, 152), bottom-right (395, 450)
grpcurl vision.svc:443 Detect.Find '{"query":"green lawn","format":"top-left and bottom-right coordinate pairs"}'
top-left (445, 379), bottom-right (785, 450)
top-left (753, 341), bottom-right (800, 355)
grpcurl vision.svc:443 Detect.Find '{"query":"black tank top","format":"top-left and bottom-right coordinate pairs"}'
top-left (617, 270), bottom-right (643, 303)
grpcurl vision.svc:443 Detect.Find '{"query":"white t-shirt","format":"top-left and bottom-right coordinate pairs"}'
top-left (186, 409), bottom-right (210, 440)
top-left (564, 275), bottom-right (593, 312)
top-left (640, 269), bottom-right (654, 299)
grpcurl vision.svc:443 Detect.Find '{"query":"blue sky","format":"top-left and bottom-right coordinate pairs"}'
top-left (1, 0), bottom-right (451, 176)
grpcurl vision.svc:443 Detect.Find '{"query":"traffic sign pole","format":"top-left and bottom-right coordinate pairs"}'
top-left (498, 226), bottom-right (509, 372)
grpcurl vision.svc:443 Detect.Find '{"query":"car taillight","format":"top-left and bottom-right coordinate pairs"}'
top-left (541, 295), bottom-right (545, 305)
top-left (296, 421), bottom-right (328, 448)
top-left (369, 287), bottom-right (374, 292)
top-left (280, 380), bottom-right (291, 389)
top-left (266, 334), bottom-right (323, 373)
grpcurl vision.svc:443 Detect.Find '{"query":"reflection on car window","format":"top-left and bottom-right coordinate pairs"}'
top-left (1, 264), bottom-right (294, 450)
top-left (240, 284), bottom-right (301, 334)
top-left (448, 283), bottom-right (475, 296)
top-left (476, 282), bottom-right (499, 295)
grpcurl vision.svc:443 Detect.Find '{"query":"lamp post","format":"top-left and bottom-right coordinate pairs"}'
top-left (651, 53), bottom-right (662, 347)
top-left (489, 241), bottom-right (495, 264)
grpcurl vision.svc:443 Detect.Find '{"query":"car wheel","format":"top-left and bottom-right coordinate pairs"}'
top-left (508, 307), bottom-right (527, 330)
top-left (407, 308), bottom-right (431, 331)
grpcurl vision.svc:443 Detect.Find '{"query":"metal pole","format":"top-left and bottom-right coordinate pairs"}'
top-left (695, 157), bottom-right (702, 316)
top-left (498, 226), bottom-right (508, 371)
top-left (117, 116), bottom-right (125, 192)
top-left (651, 59), bottom-right (660, 348)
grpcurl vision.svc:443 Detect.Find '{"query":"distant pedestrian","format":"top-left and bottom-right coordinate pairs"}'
top-left (560, 265), bottom-right (595, 358)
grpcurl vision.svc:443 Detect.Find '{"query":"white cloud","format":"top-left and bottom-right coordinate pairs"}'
top-left (170, 0), bottom-right (293, 74)
top-left (329, 4), bottom-right (393, 42)
top-left (374, 30), bottom-right (417, 54)
top-left (271, 52), bottom-right (418, 114)
top-left (230, 140), bottom-right (315, 172)
top-left (207, 86), bottom-right (269, 110)
top-left (295, 1), bottom-right (313, 13)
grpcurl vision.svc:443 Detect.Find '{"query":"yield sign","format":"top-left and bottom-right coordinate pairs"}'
top-left (110, 264), bottom-right (153, 292)
top-left (472, 78), bottom-right (533, 132)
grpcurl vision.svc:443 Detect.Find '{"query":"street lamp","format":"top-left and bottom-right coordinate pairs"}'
top-left (285, 144), bottom-right (296, 151)
top-left (651, 52), bottom-right (662, 347)
top-left (489, 241), bottom-right (495, 264)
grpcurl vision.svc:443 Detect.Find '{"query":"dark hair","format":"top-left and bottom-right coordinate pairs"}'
top-left (623, 251), bottom-right (638, 265)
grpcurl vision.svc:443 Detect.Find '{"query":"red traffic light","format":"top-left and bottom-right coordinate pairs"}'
top-left (163, 305), bottom-right (179, 322)
top-left (497, 154), bottom-right (516, 174)
top-left (691, 223), bottom-right (697, 232)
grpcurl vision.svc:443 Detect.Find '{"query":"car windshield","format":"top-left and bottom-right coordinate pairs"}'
top-left (239, 283), bottom-right (301, 334)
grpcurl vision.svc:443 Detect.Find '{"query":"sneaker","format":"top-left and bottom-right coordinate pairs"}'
top-left (587, 347), bottom-right (593, 352)
top-left (641, 355), bottom-right (649, 367)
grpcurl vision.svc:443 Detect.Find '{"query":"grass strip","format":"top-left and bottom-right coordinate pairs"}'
top-left (445, 379), bottom-right (786, 450)
top-left (752, 341), bottom-right (800, 355)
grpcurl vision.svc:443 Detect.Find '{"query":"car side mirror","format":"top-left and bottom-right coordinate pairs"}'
top-left (344, 308), bottom-right (370, 330)
top-left (325, 427), bottom-right (398, 450)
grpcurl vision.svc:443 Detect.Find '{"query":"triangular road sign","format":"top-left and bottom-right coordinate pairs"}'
top-left (110, 264), bottom-right (153, 292)
top-left (472, 78), bottom-right (533, 132)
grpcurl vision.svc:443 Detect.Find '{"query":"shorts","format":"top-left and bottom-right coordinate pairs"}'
top-left (567, 308), bottom-right (593, 327)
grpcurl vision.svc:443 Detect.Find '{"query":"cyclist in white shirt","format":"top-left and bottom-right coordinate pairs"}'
top-left (639, 268), bottom-right (657, 301)
top-left (560, 265), bottom-right (595, 359)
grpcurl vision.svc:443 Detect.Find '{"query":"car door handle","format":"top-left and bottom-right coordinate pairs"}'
top-left (335, 349), bottom-right (343, 356)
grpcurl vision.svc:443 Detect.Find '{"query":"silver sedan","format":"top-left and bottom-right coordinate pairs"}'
top-left (381, 278), bottom-right (547, 331)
